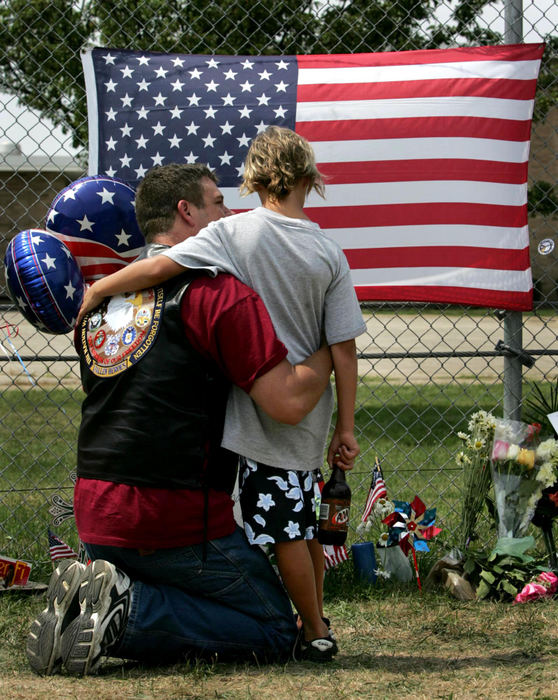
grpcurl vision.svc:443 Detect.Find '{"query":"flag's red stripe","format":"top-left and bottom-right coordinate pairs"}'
top-left (355, 284), bottom-right (533, 310)
top-left (296, 44), bottom-right (545, 69)
top-left (298, 78), bottom-right (537, 102)
top-left (62, 241), bottom-right (134, 264)
top-left (307, 202), bottom-right (527, 229)
top-left (77, 262), bottom-right (130, 279)
top-left (297, 116), bottom-right (532, 142)
top-left (319, 159), bottom-right (527, 185)
top-left (345, 245), bottom-right (530, 271)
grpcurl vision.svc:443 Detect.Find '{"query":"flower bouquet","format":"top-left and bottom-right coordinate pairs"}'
top-left (490, 419), bottom-right (558, 539)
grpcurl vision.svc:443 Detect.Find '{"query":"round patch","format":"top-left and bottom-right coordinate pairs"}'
top-left (122, 326), bottom-right (137, 345)
top-left (80, 287), bottom-right (164, 377)
top-left (93, 330), bottom-right (106, 349)
top-left (538, 238), bottom-right (555, 256)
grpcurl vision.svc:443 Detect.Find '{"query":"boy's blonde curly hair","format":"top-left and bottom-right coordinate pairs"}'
top-left (240, 126), bottom-right (325, 201)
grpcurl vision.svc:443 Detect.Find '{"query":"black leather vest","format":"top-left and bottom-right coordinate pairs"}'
top-left (77, 258), bottom-right (237, 493)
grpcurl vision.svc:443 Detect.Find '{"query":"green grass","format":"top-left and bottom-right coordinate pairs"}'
top-left (0, 380), bottom-right (554, 578)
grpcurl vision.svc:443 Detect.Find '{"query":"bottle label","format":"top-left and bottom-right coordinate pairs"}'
top-left (319, 498), bottom-right (350, 532)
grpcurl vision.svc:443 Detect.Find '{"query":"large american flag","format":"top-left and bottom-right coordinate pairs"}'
top-left (82, 43), bottom-right (544, 309)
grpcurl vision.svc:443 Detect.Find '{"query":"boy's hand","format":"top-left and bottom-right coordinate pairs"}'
top-left (327, 430), bottom-right (359, 471)
top-left (76, 283), bottom-right (104, 326)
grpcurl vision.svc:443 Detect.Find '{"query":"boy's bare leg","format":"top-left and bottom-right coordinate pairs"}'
top-left (307, 537), bottom-right (325, 617)
top-left (274, 540), bottom-right (329, 641)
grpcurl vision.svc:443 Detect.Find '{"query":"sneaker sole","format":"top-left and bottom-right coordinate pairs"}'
top-left (26, 559), bottom-right (85, 675)
top-left (62, 560), bottom-right (129, 676)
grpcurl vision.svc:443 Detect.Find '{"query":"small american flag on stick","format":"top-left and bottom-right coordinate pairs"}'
top-left (361, 457), bottom-right (387, 523)
top-left (323, 544), bottom-right (349, 571)
top-left (48, 529), bottom-right (78, 562)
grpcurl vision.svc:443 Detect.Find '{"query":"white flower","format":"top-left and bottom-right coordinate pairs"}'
top-left (458, 431), bottom-right (469, 441)
top-left (377, 532), bottom-right (390, 547)
top-left (536, 439), bottom-right (558, 462)
top-left (256, 493), bottom-right (275, 512)
top-left (456, 451), bottom-right (471, 466)
top-left (284, 521), bottom-right (301, 539)
top-left (507, 444), bottom-right (520, 461)
top-left (374, 568), bottom-right (391, 580)
top-left (536, 461), bottom-right (557, 488)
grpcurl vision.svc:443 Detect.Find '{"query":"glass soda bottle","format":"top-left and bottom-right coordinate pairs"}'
top-left (318, 466), bottom-right (351, 545)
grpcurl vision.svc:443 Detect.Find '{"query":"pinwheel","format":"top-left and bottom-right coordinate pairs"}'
top-left (382, 495), bottom-right (442, 589)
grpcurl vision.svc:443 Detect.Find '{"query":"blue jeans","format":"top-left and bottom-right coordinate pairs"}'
top-left (84, 527), bottom-right (297, 663)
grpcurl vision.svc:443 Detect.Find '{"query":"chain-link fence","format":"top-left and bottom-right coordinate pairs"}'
top-left (0, 0), bottom-right (557, 573)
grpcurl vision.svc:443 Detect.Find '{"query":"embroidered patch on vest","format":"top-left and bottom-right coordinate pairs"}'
top-left (80, 287), bottom-right (164, 377)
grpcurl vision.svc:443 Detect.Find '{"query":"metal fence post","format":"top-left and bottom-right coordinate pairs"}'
top-left (503, 0), bottom-right (524, 421)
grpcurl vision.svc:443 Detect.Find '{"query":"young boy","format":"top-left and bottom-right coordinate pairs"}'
top-left (78, 127), bottom-right (366, 661)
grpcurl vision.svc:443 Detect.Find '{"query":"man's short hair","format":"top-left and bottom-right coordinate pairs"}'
top-left (240, 126), bottom-right (325, 201)
top-left (135, 164), bottom-right (217, 241)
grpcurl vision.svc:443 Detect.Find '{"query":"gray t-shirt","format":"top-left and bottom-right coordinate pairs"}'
top-left (163, 206), bottom-right (366, 470)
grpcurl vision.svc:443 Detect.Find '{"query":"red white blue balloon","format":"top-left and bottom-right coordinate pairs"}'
top-left (4, 229), bottom-right (85, 334)
top-left (45, 175), bottom-right (145, 282)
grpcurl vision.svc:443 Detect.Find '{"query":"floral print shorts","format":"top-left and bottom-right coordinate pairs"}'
top-left (238, 457), bottom-right (321, 546)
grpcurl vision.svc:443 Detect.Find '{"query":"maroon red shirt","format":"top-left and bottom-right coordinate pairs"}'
top-left (74, 274), bottom-right (287, 549)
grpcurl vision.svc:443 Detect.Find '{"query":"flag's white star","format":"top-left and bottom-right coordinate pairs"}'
top-left (103, 53), bottom-right (116, 65)
top-left (170, 106), bottom-right (183, 119)
top-left (63, 188), bottom-right (77, 201)
top-left (222, 93), bottom-right (235, 106)
top-left (97, 187), bottom-right (115, 204)
top-left (137, 55), bottom-right (150, 66)
top-left (172, 56), bottom-right (185, 67)
top-left (77, 215), bottom-right (94, 232)
top-left (219, 151), bottom-right (233, 165)
top-left (31, 233), bottom-right (43, 244)
top-left (137, 79), bottom-right (150, 92)
top-left (236, 162), bottom-right (245, 176)
top-left (154, 66), bottom-right (168, 78)
top-left (168, 134), bottom-right (182, 148)
top-left (189, 67), bottom-right (202, 79)
top-left (135, 164), bottom-right (148, 179)
top-left (257, 93), bottom-right (270, 106)
top-left (153, 92), bottom-right (167, 106)
top-left (237, 133), bottom-right (251, 147)
top-left (106, 166), bottom-right (117, 177)
top-left (135, 135), bottom-right (149, 149)
top-left (136, 107), bottom-right (149, 120)
top-left (255, 121), bottom-right (268, 133)
top-left (116, 229), bottom-right (131, 246)
top-left (171, 78), bottom-right (184, 91)
top-left (241, 59), bottom-right (254, 70)
top-left (105, 79), bottom-right (118, 92)
top-left (151, 152), bottom-right (164, 166)
top-left (64, 281), bottom-right (76, 299)
top-left (119, 154), bottom-right (132, 168)
top-left (220, 121), bottom-right (233, 135)
top-left (202, 134), bottom-right (216, 148)
top-left (276, 60), bottom-right (289, 70)
top-left (240, 80), bottom-right (254, 92)
top-left (106, 137), bottom-right (117, 151)
top-left (120, 93), bottom-right (133, 108)
top-left (238, 106), bottom-right (252, 118)
top-left (121, 65), bottom-right (134, 78)
top-left (204, 106), bottom-right (217, 119)
top-left (152, 122), bottom-right (165, 135)
top-left (206, 58), bottom-right (219, 68)
top-left (120, 123), bottom-right (133, 136)
top-left (185, 152), bottom-right (198, 163)
top-left (275, 80), bottom-right (288, 92)
top-left (16, 296), bottom-right (27, 310)
top-left (274, 106), bottom-right (287, 118)
top-left (205, 80), bottom-right (219, 92)
top-left (105, 108), bottom-right (117, 121)
top-left (186, 121), bottom-right (199, 135)
top-left (188, 93), bottom-right (201, 106)
top-left (258, 69), bottom-right (271, 80)
top-left (46, 210), bottom-right (56, 224)
top-left (223, 69), bottom-right (238, 80)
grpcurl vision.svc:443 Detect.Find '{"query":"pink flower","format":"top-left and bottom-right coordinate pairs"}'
top-left (491, 440), bottom-right (509, 461)
top-left (514, 571), bottom-right (558, 603)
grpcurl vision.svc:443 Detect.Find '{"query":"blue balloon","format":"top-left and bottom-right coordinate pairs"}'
top-left (4, 229), bottom-right (85, 335)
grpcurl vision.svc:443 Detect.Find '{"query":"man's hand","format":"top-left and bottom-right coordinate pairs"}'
top-left (327, 429), bottom-right (359, 470)
top-left (76, 283), bottom-right (105, 326)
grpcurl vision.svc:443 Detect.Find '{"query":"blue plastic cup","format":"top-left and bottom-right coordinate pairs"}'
top-left (351, 542), bottom-right (377, 584)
